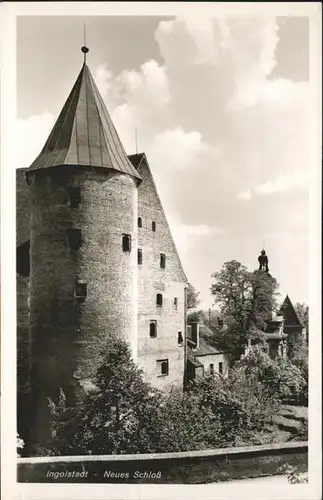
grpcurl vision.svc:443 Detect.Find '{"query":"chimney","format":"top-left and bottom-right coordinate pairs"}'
top-left (191, 322), bottom-right (200, 349)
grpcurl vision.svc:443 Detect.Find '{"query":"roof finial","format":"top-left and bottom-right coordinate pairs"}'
top-left (81, 23), bottom-right (89, 64)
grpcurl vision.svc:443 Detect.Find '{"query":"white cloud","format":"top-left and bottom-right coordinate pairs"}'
top-left (149, 128), bottom-right (215, 171)
top-left (16, 112), bottom-right (55, 169)
top-left (16, 16), bottom-right (311, 308)
top-left (237, 191), bottom-right (252, 201)
top-left (255, 171), bottom-right (309, 195)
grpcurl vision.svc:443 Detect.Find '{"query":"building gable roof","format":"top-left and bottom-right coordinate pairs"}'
top-left (278, 295), bottom-right (302, 327)
top-left (28, 63), bottom-right (141, 182)
top-left (129, 152), bottom-right (188, 284)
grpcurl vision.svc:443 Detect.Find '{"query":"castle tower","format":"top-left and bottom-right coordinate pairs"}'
top-left (25, 47), bottom-right (141, 451)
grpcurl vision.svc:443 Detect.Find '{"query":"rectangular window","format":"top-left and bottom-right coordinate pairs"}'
top-left (160, 253), bottom-right (166, 269)
top-left (138, 249), bottom-right (143, 265)
top-left (156, 293), bottom-right (163, 307)
top-left (218, 362), bottom-right (223, 374)
top-left (174, 297), bottom-right (178, 310)
top-left (75, 281), bottom-right (87, 302)
top-left (210, 363), bottom-right (214, 375)
top-left (122, 234), bottom-right (132, 252)
top-left (67, 228), bottom-right (82, 250)
top-left (69, 186), bottom-right (81, 208)
top-left (150, 320), bottom-right (157, 338)
top-left (152, 221), bottom-right (156, 232)
top-left (157, 359), bottom-right (169, 376)
top-left (178, 331), bottom-right (183, 344)
top-left (138, 217), bottom-right (142, 228)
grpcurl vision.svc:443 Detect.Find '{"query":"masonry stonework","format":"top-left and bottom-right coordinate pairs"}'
top-left (27, 167), bottom-right (137, 448)
top-left (16, 59), bottom-right (188, 453)
top-left (135, 156), bottom-right (187, 390)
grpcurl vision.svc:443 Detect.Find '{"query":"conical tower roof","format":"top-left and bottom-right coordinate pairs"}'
top-left (28, 58), bottom-right (141, 182)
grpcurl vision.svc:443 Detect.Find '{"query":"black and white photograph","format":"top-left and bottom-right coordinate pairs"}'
top-left (1, 2), bottom-right (321, 499)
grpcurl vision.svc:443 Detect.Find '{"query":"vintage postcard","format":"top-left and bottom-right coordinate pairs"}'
top-left (1, 2), bottom-right (321, 499)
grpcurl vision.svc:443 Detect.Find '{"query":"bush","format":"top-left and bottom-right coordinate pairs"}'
top-left (238, 346), bottom-right (306, 403)
top-left (45, 341), bottom-right (296, 456)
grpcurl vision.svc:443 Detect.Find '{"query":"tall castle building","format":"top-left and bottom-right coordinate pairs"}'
top-left (16, 48), bottom-right (188, 452)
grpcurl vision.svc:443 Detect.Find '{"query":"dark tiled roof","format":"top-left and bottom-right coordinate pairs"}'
top-left (28, 64), bottom-right (142, 182)
top-left (128, 153), bottom-right (145, 170)
top-left (187, 354), bottom-right (204, 368)
top-left (278, 295), bottom-right (302, 327)
top-left (191, 337), bottom-right (222, 356)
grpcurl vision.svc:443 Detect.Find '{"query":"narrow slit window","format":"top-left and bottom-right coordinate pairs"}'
top-left (210, 363), bottom-right (214, 375)
top-left (75, 281), bottom-right (87, 302)
top-left (149, 321), bottom-right (157, 338)
top-left (138, 217), bottom-right (142, 228)
top-left (156, 293), bottom-right (163, 307)
top-left (152, 221), bottom-right (156, 232)
top-left (138, 249), bottom-right (143, 265)
top-left (174, 297), bottom-right (178, 310)
top-left (69, 186), bottom-right (81, 208)
top-left (67, 228), bottom-right (82, 250)
top-left (160, 253), bottom-right (166, 269)
top-left (122, 234), bottom-right (132, 252)
top-left (178, 331), bottom-right (183, 344)
top-left (157, 359), bottom-right (169, 376)
top-left (16, 241), bottom-right (30, 277)
top-left (218, 362), bottom-right (223, 374)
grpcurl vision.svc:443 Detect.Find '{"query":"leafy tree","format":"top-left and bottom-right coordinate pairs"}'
top-left (294, 302), bottom-right (309, 339)
top-left (186, 283), bottom-right (200, 310)
top-left (210, 261), bottom-right (279, 358)
top-left (46, 337), bottom-right (217, 455)
top-left (238, 346), bottom-right (306, 403)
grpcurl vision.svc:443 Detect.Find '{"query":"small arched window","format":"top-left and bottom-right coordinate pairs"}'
top-left (178, 331), bottom-right (183, 344)
top-left (67, 228), bottom-right (82, 250)
top-left (68, 186), bottom-right (81, 208)
top-left (156, 293), bottom-right (163, 307)
top-left (122, 234), bottom-right (132, 252)
top-left (138, 217), bottom-right (142, 228)
top-left (150, 321), bottom-right (157, 338)
top-left (75, 280), bottom-right (87, 302)
top-left (138, 249), bottom-right (143, 265)
top-left (160, 253), bottom-right (166, 269)
top-left (17, 241), bottom-right (30, 277)
top-left (152, 221), bottom-right (156, 232)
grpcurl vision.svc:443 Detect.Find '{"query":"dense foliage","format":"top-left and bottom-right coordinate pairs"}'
top-left (186, 283), bottom-right (200, 310)
top-left (210, 261), bottom-right (279, 359)
top-left (45, 339), bottom-right (295, 456)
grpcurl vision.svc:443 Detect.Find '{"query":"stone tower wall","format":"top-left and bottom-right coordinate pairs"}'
top-left (28, 166), bottom-right (137, 449)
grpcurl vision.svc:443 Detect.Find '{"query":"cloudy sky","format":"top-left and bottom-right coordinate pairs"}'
top-left (16, 14), bottom-right (311, 309)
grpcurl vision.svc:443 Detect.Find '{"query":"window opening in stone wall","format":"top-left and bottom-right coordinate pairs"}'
top-left (157, 359), bottom-right (169, 376)
top-left (69, 186), bottom-right (81, 208)
top-left (75, 281), bottom-right (87, 302)
top-left (156, 293), bottom-right (163, 307)
top-left (174, 297), bottom-right (178, 310)
top-left (17, 241), bottom-right (30, 277)
top-left (138, 249), bottom-right (143, 265)
top-left (67, 228), bottom-right (82, 250)
top-left (138, 217), bottom-right (142, 228)
top-left (150, 321), bottom-right (157, 338)
top-left (160, 253), bottom-right (166, 269)
top-left (152, 221), bottom-right (156, 232)
top-left (210, 363), bottom-right (214, 375)
top-left (218, 362), bottom-right (223, 374)
top-left (178, 331), bottom-right (183, 344)
top-left (122, 234), bottom-right (132, 252)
